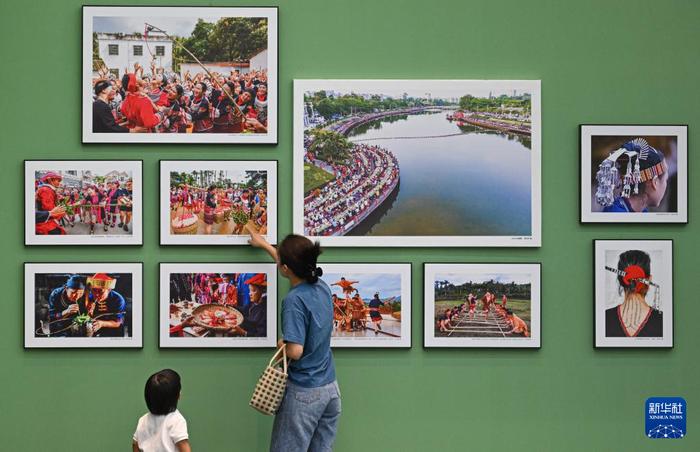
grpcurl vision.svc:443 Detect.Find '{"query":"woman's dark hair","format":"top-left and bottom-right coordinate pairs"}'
top-left (617, 250), bottom-right (651, 292)
top-left (145, 369), bottom-right (181, 415)
top-left (278, 234), bottom-right (323, 283)
top-left (207, 185), bottom-right (216, 192)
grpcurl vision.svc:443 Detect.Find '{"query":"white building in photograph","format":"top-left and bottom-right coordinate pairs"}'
top-left (96, 33), bottom-right (173, 78)
top-left (249, 49), bottom-right (267, 71)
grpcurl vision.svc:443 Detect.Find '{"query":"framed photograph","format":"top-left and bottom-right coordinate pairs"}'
top-left (293, 79), bottom-right (541, 247)
top-left (580, 125), bottom-right (687, 223)
top-left (159, 263), bottom-right (277, 348)
top-left (424, 263), bottom-right (541, 348)
top-left (594, 240), bottom-right (673, 348)
top-left (82, 6), bottom-right (278, 144)
top-left (318, 263), bottom-right (411, 348)
top-left (24, 160), bottom-right (142, 246)
top-left (24, 263), bottom-right (143, 348)
top-left (160, 160), bottom-right (276, 245)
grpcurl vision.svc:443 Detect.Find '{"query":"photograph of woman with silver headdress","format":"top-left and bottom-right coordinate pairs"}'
top-left (580, 125), bottom-right (687, 223)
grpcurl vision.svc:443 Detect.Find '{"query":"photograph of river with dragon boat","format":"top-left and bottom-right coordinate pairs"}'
top-left (293, 80), bottom-right (541, 247)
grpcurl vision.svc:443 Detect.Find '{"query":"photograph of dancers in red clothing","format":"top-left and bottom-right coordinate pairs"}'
top-left (25, 161), bottom-right (142, 245)
top-left (83, 6), bottom-right (277, 144)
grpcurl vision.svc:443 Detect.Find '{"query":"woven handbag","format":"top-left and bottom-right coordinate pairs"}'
top-left (250, 345), bottom-right (288, 415)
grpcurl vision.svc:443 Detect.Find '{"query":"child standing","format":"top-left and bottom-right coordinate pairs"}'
top-left (133, 369), bottom-right (191, 452)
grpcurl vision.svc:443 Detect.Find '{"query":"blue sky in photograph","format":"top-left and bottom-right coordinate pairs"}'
top-left (321, 273), bottom-right (402, 299)
top-left (436, 273), bottom-right (531, 286)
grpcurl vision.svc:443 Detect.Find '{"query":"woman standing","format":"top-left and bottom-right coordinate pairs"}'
top-left (247, 226), bottom-right (341, 452)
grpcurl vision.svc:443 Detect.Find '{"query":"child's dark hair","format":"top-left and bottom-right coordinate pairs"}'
top-left (277, 234), bottom-right (323, 283)
top-left (145, 369), bottom-right (181, 415)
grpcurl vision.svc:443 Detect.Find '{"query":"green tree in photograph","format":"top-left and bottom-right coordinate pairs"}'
top-left (309, 130), bottom-right (352, 164)
top-left (209, 17), bottom-right (267, 61)
top-left (245, 170), bottom-right (267, 189)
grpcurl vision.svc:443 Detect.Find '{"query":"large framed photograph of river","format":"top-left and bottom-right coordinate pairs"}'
top-left (293, 80), bottom-right (541, 247)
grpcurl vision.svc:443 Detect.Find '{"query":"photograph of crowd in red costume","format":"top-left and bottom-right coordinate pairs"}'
top-left (160, 264), bottom-right (276, 347)
top-left (83, 6), bottom-right (277, 144)
top-left (25, 161), bottom-right (142, 245)
top-left (24, 263), bottom-right (143, 348)
top-left (294, 79), bottom-right (541, 247)
top-left (160, 161), bottom-right (276, 245)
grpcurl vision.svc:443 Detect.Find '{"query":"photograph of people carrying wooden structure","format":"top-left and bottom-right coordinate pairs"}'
top-left (319, 264), bottom-right (411, 348)
top-left (424, 263), bottom-right (540, 348)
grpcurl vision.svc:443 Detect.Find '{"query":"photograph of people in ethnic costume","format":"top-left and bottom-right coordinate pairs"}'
top-left (82, 6), bottom-right (278, 144)
top-left (159, 264), bottom-right (276, 348)
top-left (24, 161), bottom-right (142, 245)
top-left (594, 240), bottom-right (673, 348)
top-left (160, 161), bottom-right (276, 245)
top-left (318, 264), bottom-right (411, 348)
top-left (293, 79), bottom-right (541, 247)
top-left (24, 263), bottom-right (143, 348)
top-left (580, 125), bottom-right (687, 223)
top-left (424, 263), bottom-right (541, 348)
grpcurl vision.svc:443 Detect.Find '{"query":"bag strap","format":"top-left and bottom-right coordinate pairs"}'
top-left (269, 344), bottom-right (288, 375)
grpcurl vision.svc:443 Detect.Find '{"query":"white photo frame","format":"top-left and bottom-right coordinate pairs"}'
top-left (24, 263), bottom-right (143, 348)
top-left (159, 263), bottom-right (277, 348)
top-left (594, 240), bottom-right (673, 348)
top-left (82, 6), bottom-right (278, 144)
top-left (24, 160), bottom-right (143, 246)
top-left (424, 263), bottom-right (541, 348)
top-left (293, 79), bottom-right (541, 247)
top-left (160, 160), bottom-right (277, 245)
top-left (318, 263), bottom-right (412, 348)
top-left (580, 125), bottom-right (688, 223)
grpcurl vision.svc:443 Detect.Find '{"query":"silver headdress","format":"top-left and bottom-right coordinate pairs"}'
top-left (594, 138), bottom-right (655, 207)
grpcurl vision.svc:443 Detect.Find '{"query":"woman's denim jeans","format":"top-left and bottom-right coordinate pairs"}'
top-left (270, 380), bottom-right (341, 452)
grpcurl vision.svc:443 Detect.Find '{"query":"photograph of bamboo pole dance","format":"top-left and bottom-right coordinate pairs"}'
top-left (24, 263), bottom-right (143, 348)
top-left (160, 161), bottom-right (276, 245)
top-left (24, 161), bottom-right (142, 245)
top-left (424, 263), bottom-right (541, 348)
top-left (318, 264), bottom-right (411, 348)
top-left (82, 6), bottom-right (277, 144)
top-left (294, 79), bottom-right (541, 247)
top-left (159, 263), bottom-right (276, 348)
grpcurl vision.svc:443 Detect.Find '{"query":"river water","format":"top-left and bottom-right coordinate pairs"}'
top-left (346, 111), bottom-right (532, 236)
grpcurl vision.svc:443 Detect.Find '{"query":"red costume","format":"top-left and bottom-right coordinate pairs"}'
top-left (35, 173), bottom-right (65, 235)
top-left (120, 74), bottom-right (162, 130)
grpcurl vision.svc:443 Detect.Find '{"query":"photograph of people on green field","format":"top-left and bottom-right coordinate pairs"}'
top-left (424, 263), bottom-right (540, 348)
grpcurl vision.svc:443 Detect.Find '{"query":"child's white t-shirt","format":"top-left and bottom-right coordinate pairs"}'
top-left (133, 410), bottom-right (188, 452)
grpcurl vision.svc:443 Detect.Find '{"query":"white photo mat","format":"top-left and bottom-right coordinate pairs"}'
top-left (159, 263), bottom-right (277, 348)
top-left (580, 125), bottom-right (688, 223)
top-left (293, 79), bottom-right (542, 247)
top-left (424, 263), bottom-right (541, 348)
top-left (594, 240), bottom-right (673, 348)
top-left (24, 160), bottom-right (143, 246)
top-left (159, 160), bottom-right (277, 245)
top-left (319, 263), bottom-right (412, 348)
top-left (24, 263), bottom-right (143, 348)
top-left (82, 6), bottom-right (278, 144)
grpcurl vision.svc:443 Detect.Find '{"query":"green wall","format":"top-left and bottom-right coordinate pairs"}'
top-left (1, 1), bottom-right (698, 450)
